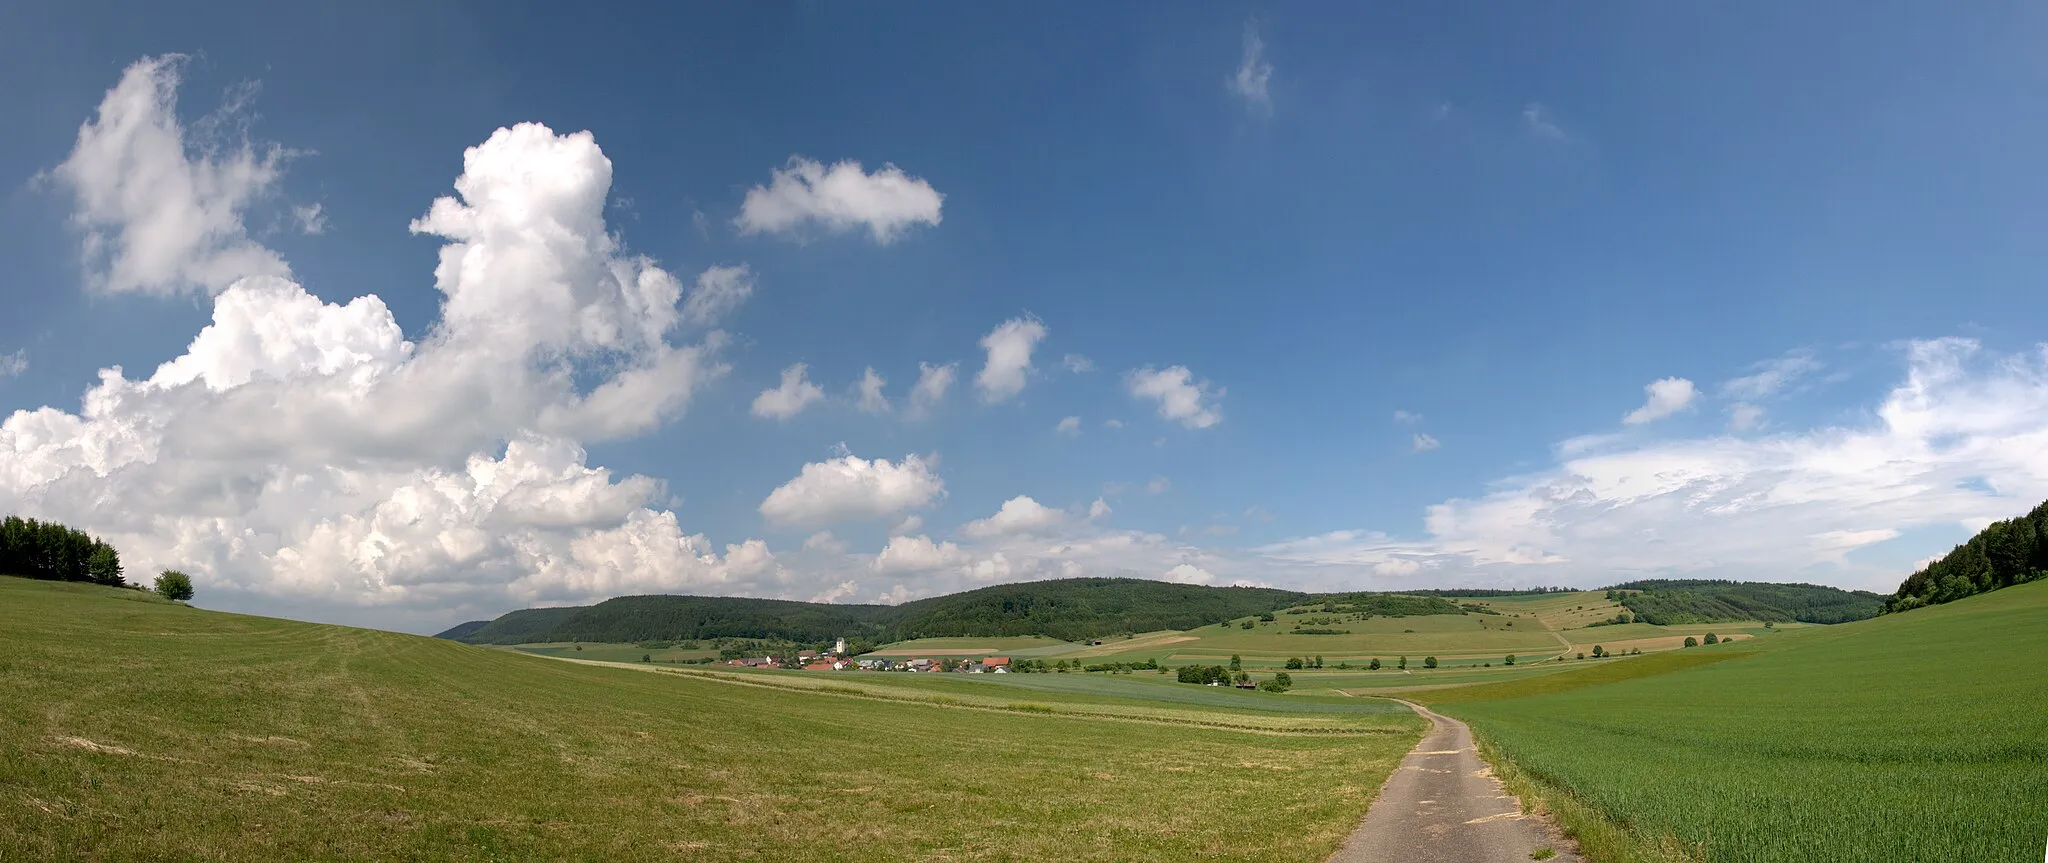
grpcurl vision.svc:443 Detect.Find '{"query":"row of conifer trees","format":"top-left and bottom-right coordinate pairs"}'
top-left (0, 515), bottom-right (125, 585)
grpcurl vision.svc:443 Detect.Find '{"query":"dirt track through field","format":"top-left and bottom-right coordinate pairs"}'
top-left (1326, 700), bottom-right (1579, 863)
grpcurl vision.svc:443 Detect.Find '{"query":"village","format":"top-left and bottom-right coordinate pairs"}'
top-left (726, 649), bottom-right (1014, 674)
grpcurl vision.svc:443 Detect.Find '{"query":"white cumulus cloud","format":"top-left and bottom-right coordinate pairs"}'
top-left (1622, 377), bottom-right (1698, 425)
top-left (4, 70), bottom-right (749, 631)
top-left (976, 317), bottom-right (1046, 403)
top-left (758, 452), bottom-right (945, 527)
top-left (872, 534), bottom-right (971, 573)
top-left (752, 363), bottom-right (824, 420)
top-left (854, 367), bottom-right (889, 415)
top-left (960, 495), bottom-right (1068, 539)
top-left (1412, 433), bottom-right (1441, 453)
top-left (1127, 365), bottom-right (1223, 429)
top-left (51, 54), bottom-right (292, 295)
top-left (682, 264), bottom-right (754, 326)
top-left (1056, 416), bottom-right (1081, 436)
top-left (1227, 22), bottom-right (1273, 114)
top-left (735, 156), bottom-right (942, 244)
top-left (908, 361), bottom-right (957, 419)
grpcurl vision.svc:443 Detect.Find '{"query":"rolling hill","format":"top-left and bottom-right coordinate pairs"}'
top-left (1885, 495), bottom-right (2048, 612)
top-left (446, 578), bottom-right (1309, 646)
top-left (1606, 579), bottom-right (1884, 624)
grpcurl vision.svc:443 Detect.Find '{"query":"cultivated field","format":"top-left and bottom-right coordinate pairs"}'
top-left (1420, 581), bottom-right (2048, 862)
top-left (865, 635), bottom-right (1080, 657)
top-left (509, 642), bottom-right (720, 663)
top-left (0, 577), bottom-right (1423, 862)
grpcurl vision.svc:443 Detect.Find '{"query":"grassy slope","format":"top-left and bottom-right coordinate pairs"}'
top-left (0, 577), bottom-right (1421, 862)
top-left (1419, 581), bottom-right (2048, 862)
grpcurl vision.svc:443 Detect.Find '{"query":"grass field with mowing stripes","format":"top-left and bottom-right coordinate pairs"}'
top-left (0, 576), bottom-right (1423, 862)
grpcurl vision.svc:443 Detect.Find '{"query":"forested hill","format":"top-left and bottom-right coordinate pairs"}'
top-left (1607, 579), bottom-right (1884, 625)
top-left (432, 620), bottom-right (491, 640)
top-left (445, 578), bottom-right (1307, 645)
top-left (1886, 497), bottom-right (2048, 613)
top-left (892, 579), bottom-right (1307, 642)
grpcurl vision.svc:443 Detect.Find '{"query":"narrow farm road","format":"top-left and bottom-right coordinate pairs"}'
top-left (1326, 700), bottom-right (1579, 863)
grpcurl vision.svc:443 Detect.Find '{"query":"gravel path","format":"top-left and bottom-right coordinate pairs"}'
top-left (1325, 699), bottom-right (1580, 863)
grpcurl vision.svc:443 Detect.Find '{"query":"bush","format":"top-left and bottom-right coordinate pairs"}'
top-left (1240, 620), bottom-right (1254, 629)
top-left (1423, 656), bottom-right (1438, 668)
top-left (1368, 658), bottom-right (1381, 670)
top-left (1284, 657), bottom-right (1304, 670)
top-left (1229, 654), bottom-right (1241, 671)
top-left (1704, 632), bottom-right (1719, 645)
top-left (1683, 636), bottom-right (1699, 648)
top-left (1258, 612), bottom-right (1276, 622)
top-left (153, 570), bottom-right (195, 602)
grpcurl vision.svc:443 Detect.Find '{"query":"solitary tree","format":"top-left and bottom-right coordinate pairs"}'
top-left (1229, 654), bottom-right (1242, 671)
top-left (1284, 657), bottom-right (1304, 670)
top-left (1423, 656), bottom-right (1438, 669)
top-left (86, 544), bottom-right (124, 587)
top-left (1683, 636), bottom-right (1699, 648)
top-left (153, 570), bottom-right (195, 602)
top-left (642, 654), bottom-right (652, 663)
top-left (1368, 658), bottom-right (1381, 670)
top-left (1592, 645), bottom-right (1604, 658)
top-left (1313, 655), bottom-right (1324, 668)
top-left (1505, 654), bottom-right (1516, 666)
top-left (1398, 655), bottom-right (1408, 670)
top-left (1703, 632), bottom-right (1719, 645)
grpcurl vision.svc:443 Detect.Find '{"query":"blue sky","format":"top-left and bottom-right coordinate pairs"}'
top-left (6, 2), bottom-right (2048, 632)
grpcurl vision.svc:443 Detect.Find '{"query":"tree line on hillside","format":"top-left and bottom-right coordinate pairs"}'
top-left (1404, 587), bottom-right (1579, 597)
top-left (1, 515), bottom-right (196, 601)
top-left (449, 578), bottom-right (1310, 646)
top-left (1887, 498), bottom-right (2048, 613)
top-left (1, 516), bottom-right (126, 586)
top-left (1606, 579), bottom-right (1882, 625)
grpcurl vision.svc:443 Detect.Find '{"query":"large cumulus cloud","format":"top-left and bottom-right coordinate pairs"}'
top-left (9, 58), bottom-right (759, 628)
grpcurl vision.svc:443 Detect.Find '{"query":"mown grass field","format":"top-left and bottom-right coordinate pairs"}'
top-left (0, 576), bottom-right (1424, 862)
top-left (509, 642), bottom-right (720, 663)
top-left (866, 635), bottom-right (1080, 657)
top-left (1421, 580), bottom-right (2048, 862)
top-left (1456, 590), bottom-right (1629, 629)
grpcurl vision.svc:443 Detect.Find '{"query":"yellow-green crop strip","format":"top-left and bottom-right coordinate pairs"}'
top-left (1423, 580), bottom-right (2048, 861)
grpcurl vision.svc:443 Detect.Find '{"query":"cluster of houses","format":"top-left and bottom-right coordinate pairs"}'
top-left (725, 652), bottom-right (1013, 674)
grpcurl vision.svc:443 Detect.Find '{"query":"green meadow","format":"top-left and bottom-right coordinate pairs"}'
top-left (1419, 580), bottom-right (2048, 862)
top-left (509, 642), bottom-right (720, 663)
top-left (0, 576), bottom-right (1423, 862)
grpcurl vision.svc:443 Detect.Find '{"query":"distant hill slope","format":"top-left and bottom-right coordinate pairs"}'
top-left (891, 579), bottom-right (1308, 642)
top-left (447, 578), bottom-right (1308, 646)
top-left (1886, 497), bottom-right (2048, 613)
top-left (545, 595), bottom-right (897, 645)
top-left (454, 606), bottom-right (587, 644)
top-left (1606, 579), bottom-right (1883, 624)
top-left (432, 620), bottom-right (491, 640)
